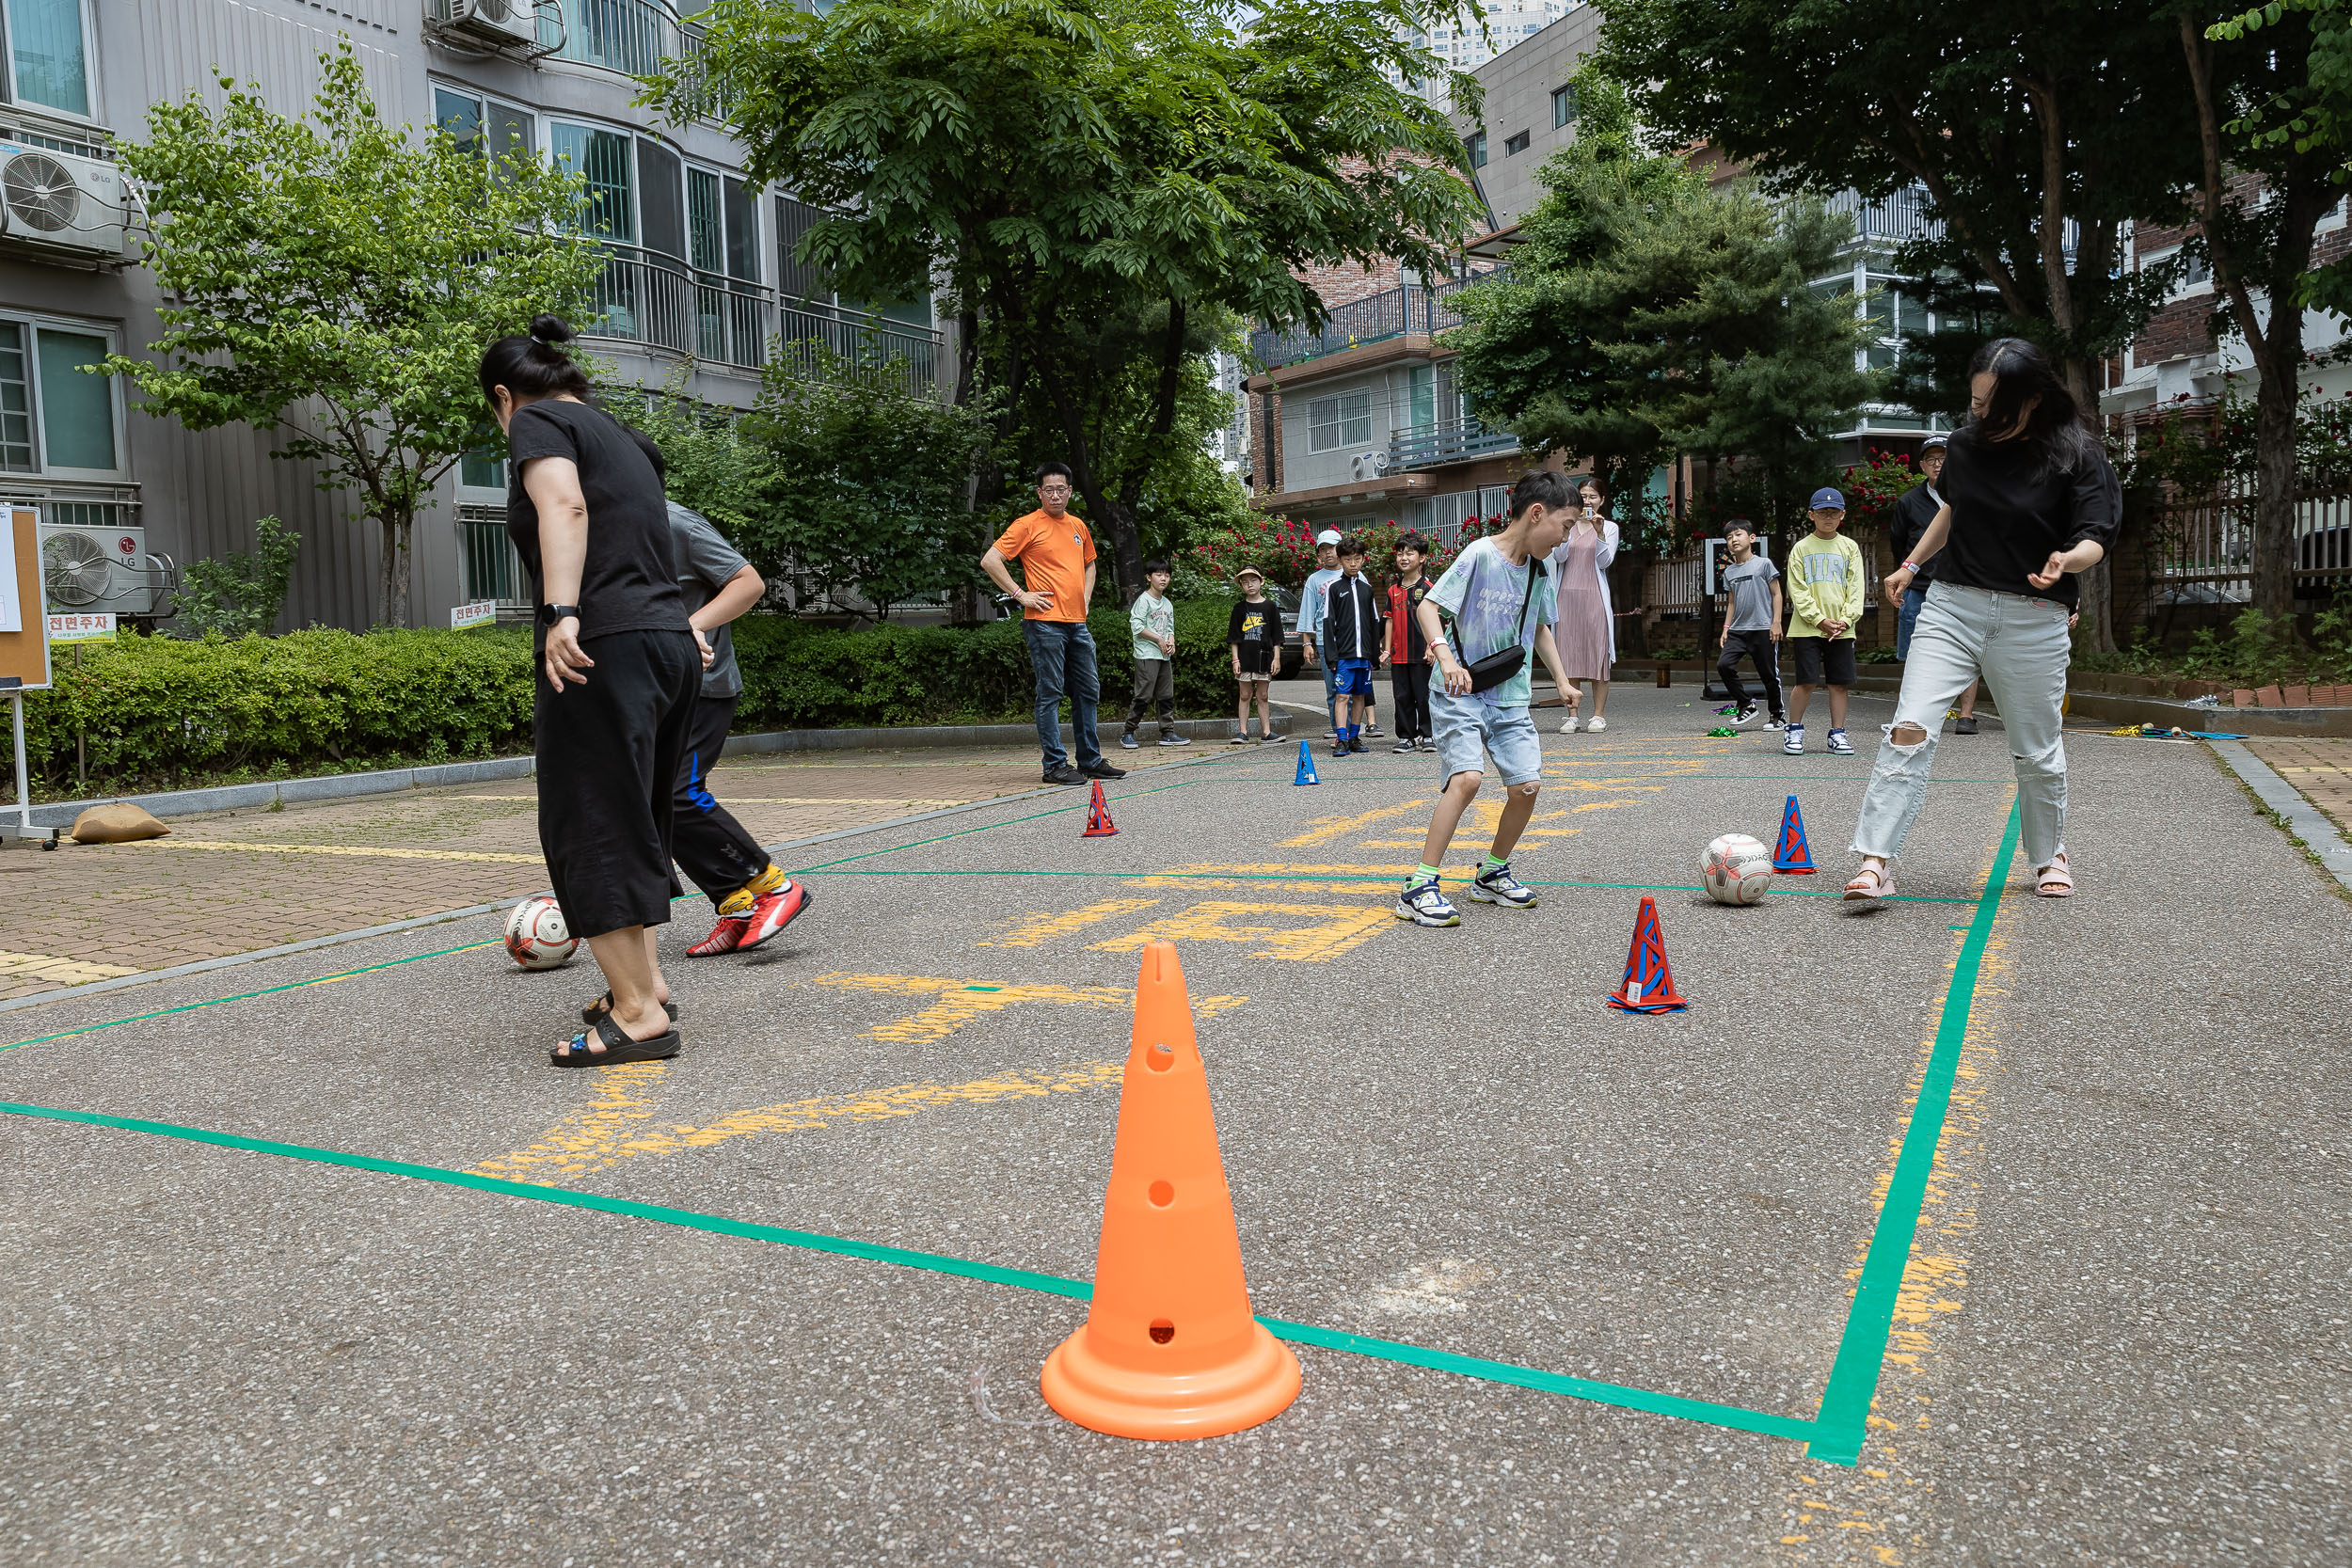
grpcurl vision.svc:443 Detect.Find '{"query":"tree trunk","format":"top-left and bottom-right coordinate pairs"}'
top-left (2252, 372), bottom-right (2299, 617)
top-left (949, 304), bottom-right (988, 626)
top-left (376, 511), bottom-right (411, 629)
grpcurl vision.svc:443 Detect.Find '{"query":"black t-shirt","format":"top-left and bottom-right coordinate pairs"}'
top-left (1935, 429), bottom-right (2122, 609)
top-left (1889, 482), bottom-right (1946, 586)
top-left (1229, 597), bottom-right (1282, 673)
top-left (505, 399), bottom-right (691, 646)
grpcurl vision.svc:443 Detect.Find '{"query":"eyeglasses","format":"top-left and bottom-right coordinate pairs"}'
top-left (1039, 484), bottom-right (1073, 497)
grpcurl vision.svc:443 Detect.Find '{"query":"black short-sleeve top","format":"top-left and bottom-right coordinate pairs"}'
top-left (1936, 429), bottom-right (2122, 609)
top-left (504, 399), bottom-right (691, 646)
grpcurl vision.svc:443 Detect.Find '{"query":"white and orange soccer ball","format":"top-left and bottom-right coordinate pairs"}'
top-left (1701, 832), bottom-right (1774, 906)
top-left (503, 894), bottom-right (578, 970)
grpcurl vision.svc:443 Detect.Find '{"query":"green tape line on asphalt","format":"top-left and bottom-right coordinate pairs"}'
top-left (1804, 797), bottom-right (2019, 1465)
top-left (0, 1099), bottom-right (1816, 1447)
top-left (0, 939), bottom-right (507, 1054)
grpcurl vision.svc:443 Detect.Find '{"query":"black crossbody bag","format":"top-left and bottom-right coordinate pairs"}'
top-left (1454, 551), bottom-right (1547, 693)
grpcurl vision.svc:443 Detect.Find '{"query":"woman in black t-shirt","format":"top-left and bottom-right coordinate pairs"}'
top-left (1847, 338), bottom-right (2121, 904)
top-left (481, 316), bottom-right (700, 1067)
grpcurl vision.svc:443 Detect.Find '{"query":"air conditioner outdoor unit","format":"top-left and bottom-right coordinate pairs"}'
top-left (438, 0), bottom-right (539, 47)
top-left (40, 523), bottom-right (163, 616)
top-left (0, 143), bottom-right (127, 261)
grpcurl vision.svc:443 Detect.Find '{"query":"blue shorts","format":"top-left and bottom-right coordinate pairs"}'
top-left (1333, 657), bottom-right (1374, 695)
top-left (1428, 689), bottom-right (1543, 787)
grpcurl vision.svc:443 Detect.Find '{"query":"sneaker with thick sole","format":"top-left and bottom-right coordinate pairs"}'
top-left (1733, 701), bottom-right (1762, 726)
top-left (1763, 717), bottom-right (1788, 731)
top-left (1468, 862), bottom-right (1537, 908)
top-left (687, 912), bottom-right (753, 957)
top-left (1827, 729), bottom-right (1855, 756)
top-left (1044, 764), bottom-right (1086, 785)
top-left (1348, 736), bottom-right (1369, 753)
top-left (1081, 760), bottom-right (1128, 780)
top-left (738, 880), bottom-right (813, 952)
top-left (1391, 738), bottom-right (1415, 754)
top-left (1119, 733), bottom-right (1140, 750)
top-left (1158, 733), bottom-right (1192, 747)
top-left (1393, 880), bottom-right (1461, 927)
top-left (1783, 727), bottom-right (1806, 755)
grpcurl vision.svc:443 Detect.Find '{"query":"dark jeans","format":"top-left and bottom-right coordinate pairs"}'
top-left (672, 694), bottom-right (772, 905)
top-left (1717, 630), bottom-right (1785, 719)
top-left (1390, 660), bottom-right (1432, 739)
top-left (1123, 657), bottom-right (1175, 736)
top-left (1897, 586), bottom-right (1928, 660)
top-left (1023, 619), bottom-right (1103, 770)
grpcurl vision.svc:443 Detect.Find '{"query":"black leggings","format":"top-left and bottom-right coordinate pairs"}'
top-left (535, 627), bottom-right (700, 940)
top-left (1390, 660), bottom-right (1432, 739)
top-left (672, 694), bottom-right (771, 904)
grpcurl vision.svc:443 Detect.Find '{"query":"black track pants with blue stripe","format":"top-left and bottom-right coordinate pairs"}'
top-left (673, 694), bottom-right (771, 906)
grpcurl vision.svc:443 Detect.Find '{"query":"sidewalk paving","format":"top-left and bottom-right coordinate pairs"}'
top-left (0, 743), bottom-right (1200, 1004)
top-left (2243, 737), bottom-right (2352, 836)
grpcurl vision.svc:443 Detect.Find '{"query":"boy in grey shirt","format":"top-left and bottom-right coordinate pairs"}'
top-left (1715, 522), bottom-right (1785, 728)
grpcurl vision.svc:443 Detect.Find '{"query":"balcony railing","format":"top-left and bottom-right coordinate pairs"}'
top-left (580, 243), bottom-right (944, 396)
top-left (1822, 188), bottom-right (1945, 245)
top-left (1248, 268), bottom-right (1507, 371)
top-left (539, 0), bottom-right (673, 75)
top-left (1389, 418), bottom-right (1518, 470)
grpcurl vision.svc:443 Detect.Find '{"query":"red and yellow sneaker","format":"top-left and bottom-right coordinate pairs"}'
top-left (687, 911), bottom-right (752, 957)
top-left (739, 879), bottom-right (813, 951)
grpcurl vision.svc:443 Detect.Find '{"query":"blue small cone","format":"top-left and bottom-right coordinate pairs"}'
top-left (1294, 740), bottom-right (1321, 786)
top-left (1772, 795), bottom-right (1817, 874)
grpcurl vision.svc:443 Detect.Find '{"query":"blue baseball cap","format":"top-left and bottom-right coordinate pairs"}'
top-left (1808, 486), bottom-right (1846, 511)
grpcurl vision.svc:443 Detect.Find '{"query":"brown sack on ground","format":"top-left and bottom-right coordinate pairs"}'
top-left (70, 803), bottom-right (170, 844)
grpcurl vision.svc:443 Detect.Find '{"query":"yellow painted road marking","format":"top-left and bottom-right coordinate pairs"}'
top-left (1123, 862), bottom-right (1487, 896)
top-left (1279, 800), bottom-right (1431, 847)
top-left (980, 898), bottom-right (1163, 948)
top-left (150, 840), bottom-right (545, 864)
top-left (471, 1059), bottom-right (1124, 1183)
top-left (804, 972), bottom-right (1248, 1046)
top-left (1089, 900), bottom-right (1396, 962)
top-left (0, 950), bottom-right (140, 985)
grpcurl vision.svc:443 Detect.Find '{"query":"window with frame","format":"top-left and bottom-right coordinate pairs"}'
top-left (550, 121), bottom-right (636, 243)
top-left (1503, 130), bottom-right (1530, 157)
top-left (0, 0), bottom-right (90, 119)
top-left (0, 315), bottom-right (119, 473)
top-left (1551, 85), bottom-right (1575, 130)
top-left (434, 85), bottom-right (533, 173)
top-left (1464, 131), bottom-right (1487, 169)
top-left (1307, 389), bottom-right (1373, 453)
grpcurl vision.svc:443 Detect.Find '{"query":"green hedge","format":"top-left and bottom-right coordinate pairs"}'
top-left (21, 600), bottom-right (1247, 791)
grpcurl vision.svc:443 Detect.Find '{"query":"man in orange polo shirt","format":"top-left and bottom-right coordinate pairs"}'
top-left (981, 462), bottom-right (1127, 785)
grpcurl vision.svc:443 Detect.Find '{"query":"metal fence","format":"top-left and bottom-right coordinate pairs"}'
top-left (1248, 269), bottom-right (1508, 371)
top-left (2149, 484), bottom-right (2352, 602)
top-left (458, 508), bottom-right (531, 609)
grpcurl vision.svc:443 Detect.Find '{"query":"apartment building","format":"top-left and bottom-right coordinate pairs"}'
top-left (16, 0), bottom-right (944, 633)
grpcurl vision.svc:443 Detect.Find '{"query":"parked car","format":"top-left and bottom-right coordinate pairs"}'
top-left (2298, 524), bottom-right (2352, 602)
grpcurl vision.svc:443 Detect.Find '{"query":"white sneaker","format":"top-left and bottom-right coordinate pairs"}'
top-left (1585, 715), bottom-right (1606, 733)
top-left (1783, 726), bottom-right (1806, 755)
top-left (1559, 716), bottom-right (1580, 733)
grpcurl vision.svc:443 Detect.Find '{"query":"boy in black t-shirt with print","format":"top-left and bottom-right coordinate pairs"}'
top-left (1227, 566), bottom-right (1285, 742)
top-left (1384, 531), bottom-right (1437, 752)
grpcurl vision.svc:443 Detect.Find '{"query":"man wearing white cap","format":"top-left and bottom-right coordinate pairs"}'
top-left (1297, 529), bottom-right (1380, 737)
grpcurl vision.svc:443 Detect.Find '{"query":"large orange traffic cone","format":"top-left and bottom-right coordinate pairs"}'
top-left (1041, 942), bottom-right (1301, 1439)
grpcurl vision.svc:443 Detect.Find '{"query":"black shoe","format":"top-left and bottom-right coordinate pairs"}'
top-left (1953, 716), bottom-right (1979, 735)
top-left (1348, 736), bottom-right (1369, 753)
top-left (1081, 760), bottom-right (1128, 780)
top-left (1043, 764), bottom-right (1086, 785)
top-left (1330, 740), bottom-right (1348, 759)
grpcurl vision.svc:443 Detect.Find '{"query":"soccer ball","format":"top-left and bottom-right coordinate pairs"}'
top-left (1701, 833), bottom-right (1774, 906)
top-left (503, 894), bottom-right (578, 970)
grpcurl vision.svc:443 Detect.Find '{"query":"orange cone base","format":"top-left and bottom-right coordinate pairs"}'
top-left (1041, 1322), bottom-right (1301, 1440)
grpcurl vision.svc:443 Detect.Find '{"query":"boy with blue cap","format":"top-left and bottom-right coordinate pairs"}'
top-left (1783, 486), bottom-right (1866, 755)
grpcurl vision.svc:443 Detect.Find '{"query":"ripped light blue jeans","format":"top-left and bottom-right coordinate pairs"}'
top-left (1851, 581), bottom-right (2071, 870)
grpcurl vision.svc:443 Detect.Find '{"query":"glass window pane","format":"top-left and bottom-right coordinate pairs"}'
top-left (0, 321), bottom-right (31, 470)
top-left (460, 448), bottom-right (506, 489)
top-left (687, 168), bottom-right (723, 273)
top-left (36, 327), bottom-right (113, 469)
top-left (1309, 396), bottom-right (1339, 452)
top-left (435, 88), bottom-right (483, 155)
top-left (723, 176), bottom-right (757, 280)
top-left (1339, 390), bottom-right (1373, 447)
top-left (8, 0), bottom-right (88, 117)
top-left (1407, 366), bottom-right (1435, 429)
top-left (485, 101), bottom-right (533, 180)
top-left (551, 123), bottom-right (634, 243)
top-left (774, 196), bottom-right (830, 301)
top-left (636, 138), bottom-right (685, 259)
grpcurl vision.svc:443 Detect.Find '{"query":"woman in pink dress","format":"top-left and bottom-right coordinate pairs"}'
top-left (1550, 477), bottom-right (1618, 732)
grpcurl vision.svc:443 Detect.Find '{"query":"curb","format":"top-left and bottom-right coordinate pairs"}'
top-left (2207, 739), bottom-right (2352, 894)
top-left (19, 718), bottom-right (1287, 831)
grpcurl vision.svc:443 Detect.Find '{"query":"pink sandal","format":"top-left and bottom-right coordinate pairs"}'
top-left (2035, 852), bottom-right (2074, 897)
top-left (1843, 864), bottom-right (1896, 902)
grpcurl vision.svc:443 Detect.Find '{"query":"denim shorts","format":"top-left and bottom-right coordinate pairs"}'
top-left (1333, 657), bottom-right (1374, 695)
top-left (1428, 688), bottom-right (1543, 786)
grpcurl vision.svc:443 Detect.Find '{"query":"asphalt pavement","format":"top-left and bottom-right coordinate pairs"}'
top-left (2, 686), bottom-right (2345, 1565)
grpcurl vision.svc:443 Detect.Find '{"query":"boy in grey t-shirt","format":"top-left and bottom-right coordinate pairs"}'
top-left (1715, 522), bottom-right (1785, 727)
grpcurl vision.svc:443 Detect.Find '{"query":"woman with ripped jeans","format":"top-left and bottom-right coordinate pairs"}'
top-left (1845, 339), bottom-right (2121, 903)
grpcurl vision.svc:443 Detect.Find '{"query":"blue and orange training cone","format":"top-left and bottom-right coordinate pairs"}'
top-left (1772, 794), bottom-right (1817, 874)
top-left (1294, 740), bottom-right (1320, 786)
top-left (1084, 780), bottom-right (1119, 837)
top-left (1606, 895), bottom-right (1688, 1014)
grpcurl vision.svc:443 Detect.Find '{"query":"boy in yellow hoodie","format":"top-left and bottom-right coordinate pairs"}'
top-left (1783, 486), bottom-right (1867, 756)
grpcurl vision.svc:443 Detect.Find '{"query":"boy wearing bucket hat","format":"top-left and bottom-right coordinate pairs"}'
top-left (1783, 486), bottom-right (1866, 756)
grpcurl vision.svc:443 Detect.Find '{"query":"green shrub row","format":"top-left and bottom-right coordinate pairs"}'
top-left (19, 601), bottom-right (1251, 791)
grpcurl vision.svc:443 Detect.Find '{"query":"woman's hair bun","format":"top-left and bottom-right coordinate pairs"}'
top-left (529, 314), bottom-right (576, 346)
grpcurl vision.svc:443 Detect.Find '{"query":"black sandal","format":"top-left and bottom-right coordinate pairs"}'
top-left (582, 991), bottom-right (678, 1026)
top-left (549, 1010), bottom-right (683, 1069)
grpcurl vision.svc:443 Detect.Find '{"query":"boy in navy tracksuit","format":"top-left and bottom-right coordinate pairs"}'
top-left (1321, 536), bottom-right (1385, 757)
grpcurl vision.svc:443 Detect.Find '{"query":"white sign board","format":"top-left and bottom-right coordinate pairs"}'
top-left (450, 600), bottom-right (498, 629)
top-left (1703, 535), bottom-right (1769, 595)
top-left (47, 611), bottom-right (115, 642)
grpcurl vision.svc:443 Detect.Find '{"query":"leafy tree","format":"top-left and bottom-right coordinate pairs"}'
top-left (101, 46), bottom-right (600, 627)
top-left (1446, 74), bottom-right (1874, 547)
top-left (174, 515), bottom-right (301, 637)
top-left (648, 0), bottom-right (1486, 602)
